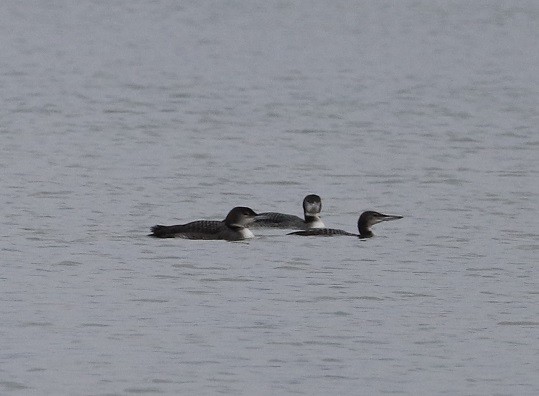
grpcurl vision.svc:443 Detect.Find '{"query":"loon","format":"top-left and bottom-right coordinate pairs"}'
top-left (149, 207), bottom-right (258, 241)
top-left (288, 211), bottom-right (402, 238)
top-left (252, 194), bottom-right (325, 229)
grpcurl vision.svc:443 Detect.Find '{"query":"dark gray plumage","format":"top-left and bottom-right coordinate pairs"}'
top-left (252, 194), bottom-right (325, 229)
top-left (288, 211), bottom-right (402, 238)
top-left (149, 207), bottom-right (258, 241)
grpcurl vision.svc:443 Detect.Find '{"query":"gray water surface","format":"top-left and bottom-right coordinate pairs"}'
top-left (1, 1), bottom-right (538, 395)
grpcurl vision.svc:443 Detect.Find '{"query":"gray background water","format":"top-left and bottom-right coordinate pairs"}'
top-left (1, 1), bottom-right (538, 395)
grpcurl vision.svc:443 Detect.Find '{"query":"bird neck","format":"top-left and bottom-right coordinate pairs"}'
top-left (304, 214), bottom-right (320, 222)
top-left (358, 223), bottom-right (373, 238)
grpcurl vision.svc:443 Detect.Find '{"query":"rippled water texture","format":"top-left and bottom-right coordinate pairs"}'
top-left (1, 1), bottom-right (538, 395)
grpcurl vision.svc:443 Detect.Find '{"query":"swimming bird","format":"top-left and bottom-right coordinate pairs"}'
top-left (252, 194), bottom-right (325, 229)
top-left (149, 207), bottom-right (258, 241)
top-left (288, 211), bottom-right (402, 238)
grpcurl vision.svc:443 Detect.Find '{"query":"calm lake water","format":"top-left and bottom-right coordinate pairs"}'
top-left (1, 1), bottom-right (538, 395)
